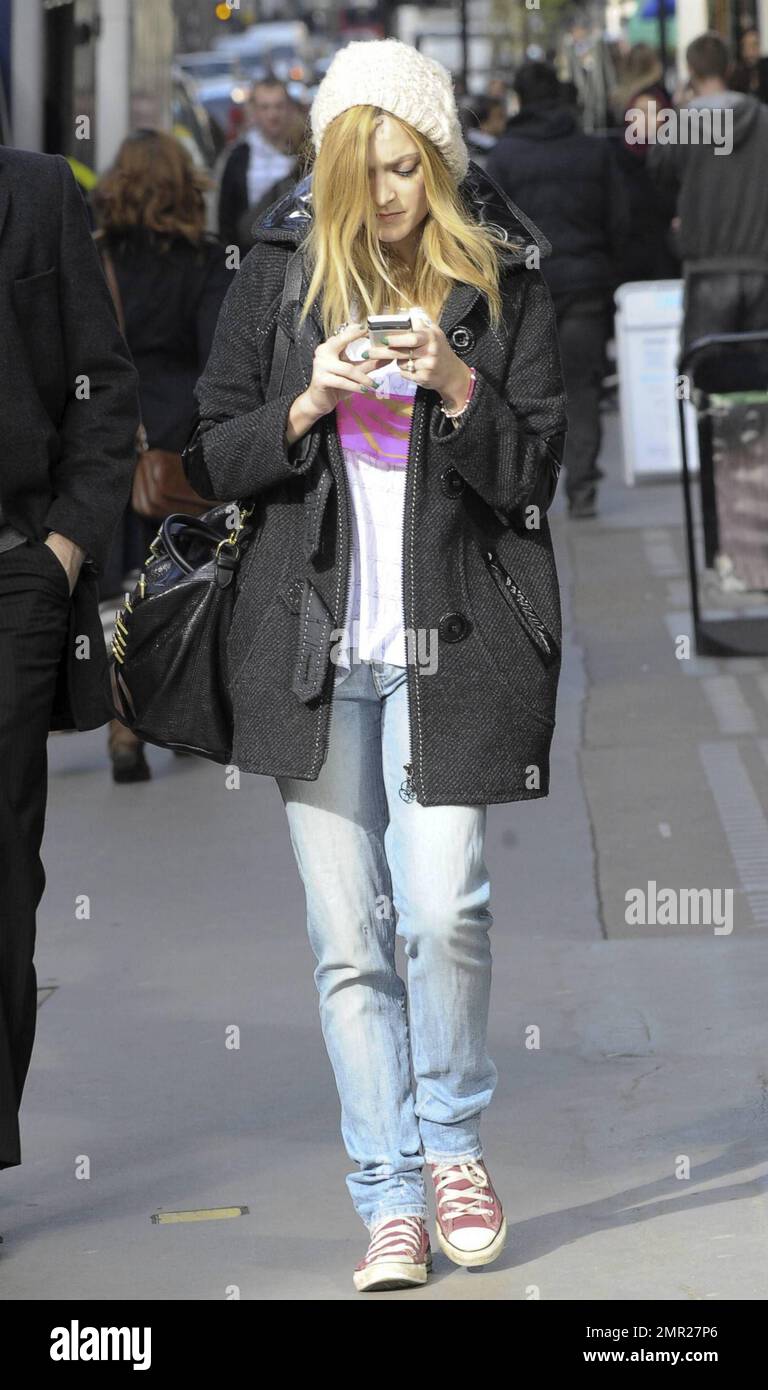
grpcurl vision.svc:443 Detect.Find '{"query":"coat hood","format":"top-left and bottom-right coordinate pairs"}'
top-left (251, 156), bottom-right (552, 261)
top-left (688, 89), bottom-right (761, 148)
top-left (502, 101), bottom-right (580, 143)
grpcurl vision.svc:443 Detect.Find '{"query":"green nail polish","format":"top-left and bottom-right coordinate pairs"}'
top-left (381, 335), bottom-right (389, 344)
top-left (361, 350), bottom-right (369, 359)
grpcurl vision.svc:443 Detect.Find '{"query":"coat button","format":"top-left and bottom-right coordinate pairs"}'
top-left (450, 325), bottom-right (474, 353)
top-left (440, 466), bottom-right (465, 498)
top-left (438, 612), bottom-right (469, 643)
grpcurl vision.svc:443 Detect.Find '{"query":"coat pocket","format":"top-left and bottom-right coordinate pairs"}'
top-left (482, 548), bottom-right (560, 668)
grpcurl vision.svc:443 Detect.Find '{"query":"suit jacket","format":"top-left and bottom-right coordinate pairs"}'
top-left (0, 146), bottom-right (140, 729)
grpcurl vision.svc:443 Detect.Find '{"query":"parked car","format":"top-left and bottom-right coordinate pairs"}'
top-left (214, 21), bottom-right (313, 82)
top-left (175, 51), bottom-right (239, 83)
top-left (171, 66), bottom-right (220, 168)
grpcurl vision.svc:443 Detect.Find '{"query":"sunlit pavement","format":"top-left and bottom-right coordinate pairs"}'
top-left (2, 408), bottom-right (767, 1300)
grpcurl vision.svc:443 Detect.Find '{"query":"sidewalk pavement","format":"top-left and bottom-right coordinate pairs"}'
top-left (2, 408), bottom-right (767, 1300)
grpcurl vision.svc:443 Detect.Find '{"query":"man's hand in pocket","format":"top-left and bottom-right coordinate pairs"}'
top-left (44, 533), bottom-right (86, 595)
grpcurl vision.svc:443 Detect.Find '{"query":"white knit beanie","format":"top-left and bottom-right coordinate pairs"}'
top-left (310, 38), bottom-right (469, 184)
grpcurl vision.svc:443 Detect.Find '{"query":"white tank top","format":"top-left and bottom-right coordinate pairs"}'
top-left (332, 306), bottom-right (431, 680)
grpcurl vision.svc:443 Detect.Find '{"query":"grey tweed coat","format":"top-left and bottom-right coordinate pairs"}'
top-left (185, 160), bottom-right (567, 806)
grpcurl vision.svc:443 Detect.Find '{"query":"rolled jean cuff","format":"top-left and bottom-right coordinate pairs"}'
top-left (366, 1203), bottom-right (429, 1232)
top-left (422, 1145), bottom-right (484, 1166)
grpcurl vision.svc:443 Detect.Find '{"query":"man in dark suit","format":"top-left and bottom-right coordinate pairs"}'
top-left (218, 77), bottom-right (298, 257)
top-left (0, 147), bottom-right (140, 1171)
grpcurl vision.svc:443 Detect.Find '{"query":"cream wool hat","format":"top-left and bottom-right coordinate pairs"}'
top-left (310, 37), bottom-right (470, 184)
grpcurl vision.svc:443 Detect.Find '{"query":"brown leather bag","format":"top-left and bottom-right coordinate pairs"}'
top-left (96, 235), bottom-right (216, 520)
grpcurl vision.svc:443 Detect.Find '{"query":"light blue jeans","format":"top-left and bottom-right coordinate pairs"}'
top-left (276, 651), bottom-right (497, 1231)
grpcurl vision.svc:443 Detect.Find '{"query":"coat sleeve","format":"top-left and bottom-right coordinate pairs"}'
top-left (428, 268), bottom-right (567, 520)
top-left (185, 243), bottom-right (322, 503)
top-left (43, 156), bottom-right (140, 571)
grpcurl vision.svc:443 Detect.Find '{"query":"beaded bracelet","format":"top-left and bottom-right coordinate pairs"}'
top-left (439, 366), bottom-right (477, 426)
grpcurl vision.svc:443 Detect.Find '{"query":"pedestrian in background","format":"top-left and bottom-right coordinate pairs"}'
top-left (647, 30), bottom-right (768, 575)
top-left (0, 147), bottom-right (139, 1173)
top-left (486, 60), bottom-right (629, 517)
top-left (93, 129), bottom-right (233, 782)
top-left (648, 31), bottom-right (768, 375)
top-left (730, 25), bottom-right (768, 104)
top-left (609, 43), bottom-right (680, 283)
top-left (461, 93), bottom-right (508, 168)
top-left (218, 77), bottom-right (300, 258)
top-left (185, 36), bottom-right (566, 1293)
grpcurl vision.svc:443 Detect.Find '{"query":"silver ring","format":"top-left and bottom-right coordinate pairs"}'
top-left (407, 351), bottom-right (416, 373)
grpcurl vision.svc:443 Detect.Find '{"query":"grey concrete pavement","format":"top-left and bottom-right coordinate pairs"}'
top-left (2, 407), bottom-right (767, 1300)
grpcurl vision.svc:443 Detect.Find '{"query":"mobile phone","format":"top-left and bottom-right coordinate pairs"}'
top-left (366, 312), bottom-right (413, 347)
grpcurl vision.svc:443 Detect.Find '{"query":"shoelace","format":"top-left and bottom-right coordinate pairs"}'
top-left (431, 1160), bottom-right (495, 1221)
top-left (364, 1215), bottom-right (424, 1263)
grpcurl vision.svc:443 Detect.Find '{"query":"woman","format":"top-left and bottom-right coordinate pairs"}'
top-left (731, 26), bottom-right (768, 103)
top-left (610, 43), bottom-right (679, 283)
top-left (93, 130), bottom-right (232, 782)
top-left (185, 38), bottom-right (567, 1292)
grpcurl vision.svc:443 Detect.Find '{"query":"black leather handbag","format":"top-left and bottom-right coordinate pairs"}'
top-left (108, 245), bottom-right (306, 763)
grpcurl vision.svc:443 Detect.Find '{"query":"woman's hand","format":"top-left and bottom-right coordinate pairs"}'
top-left (305, 322), bottom-right (385, 418)
top-left (366, 319), bottom-right (472, 408)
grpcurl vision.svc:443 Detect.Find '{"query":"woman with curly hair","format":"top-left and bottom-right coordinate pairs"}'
top-left (94, 130), bottom-right (232, 781)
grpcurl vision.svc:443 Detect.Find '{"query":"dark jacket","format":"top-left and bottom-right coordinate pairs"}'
top-left (218, 141), bottom-right (299, 261)
top-left (185, 160), bottom-right (567, 807)
top-left (0, 147), bottom-right (140, 730)
top-left (97, 229), bottom-right (234, 451)
top-left (218, 141), bottom-right (298, 258)
top-left (647, 93), bottom-right (768, 269)
top-left (609, 130), bottom-right (680, 284)
top-left (236, 171), bottom-right (301, 259)
top-left (218, 141), bottom-right (250, 254)
top-left (485, 102), bottom-right (630, 305)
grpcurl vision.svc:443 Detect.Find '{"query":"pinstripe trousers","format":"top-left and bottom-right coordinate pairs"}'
top-left (0, 538), bottom-right (71, 1168)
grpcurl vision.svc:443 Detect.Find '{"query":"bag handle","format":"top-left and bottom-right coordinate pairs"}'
top-left (160, 513), bottom-right (228, 573)
top-left (97, 236), bottom-right (127, 336)
top-left (94, 232), bottom-right (149, 453)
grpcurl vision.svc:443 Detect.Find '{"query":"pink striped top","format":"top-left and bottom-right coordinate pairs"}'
top-left (336, 377), bottom-right (416, 465)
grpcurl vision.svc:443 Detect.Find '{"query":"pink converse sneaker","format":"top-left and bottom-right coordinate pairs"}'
top-left (429, 1157), bottom-right (507, 1267)
top-left (353, 1214), bottom-right (432, 1292)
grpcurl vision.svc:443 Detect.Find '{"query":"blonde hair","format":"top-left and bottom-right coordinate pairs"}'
top-left (297, 105), bottom-right (518, 338)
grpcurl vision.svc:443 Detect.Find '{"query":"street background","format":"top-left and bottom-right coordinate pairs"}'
top-left (1, 0), bottom-right (768, 1300)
